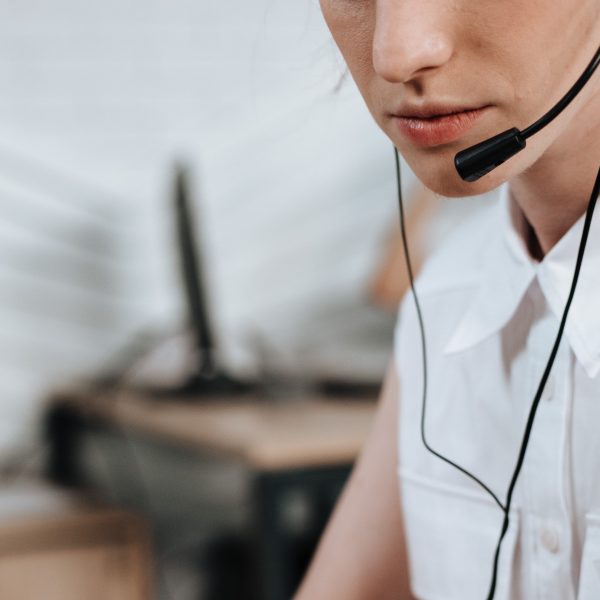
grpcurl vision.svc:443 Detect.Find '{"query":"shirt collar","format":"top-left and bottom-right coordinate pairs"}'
top-left (443, 182), bottom-right (600, 379)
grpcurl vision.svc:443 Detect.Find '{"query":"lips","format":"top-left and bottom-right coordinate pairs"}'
top-left (392, 105), bottom-right (490, 146)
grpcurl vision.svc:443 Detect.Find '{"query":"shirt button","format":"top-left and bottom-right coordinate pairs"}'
top-left (541, 527), bottom-right (560, 553)
top-left (541, 375), bottom-right (554, 402)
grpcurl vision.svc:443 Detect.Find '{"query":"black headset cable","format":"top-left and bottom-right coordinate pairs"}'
top-left (394, 150), bottom-right (600, 599)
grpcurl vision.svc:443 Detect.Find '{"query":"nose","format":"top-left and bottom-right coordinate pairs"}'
top-left (373, 0), bottom-right (454, 83)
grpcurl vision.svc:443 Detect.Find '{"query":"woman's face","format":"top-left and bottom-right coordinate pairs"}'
top-left (320, 0), bottom-right (600, 197)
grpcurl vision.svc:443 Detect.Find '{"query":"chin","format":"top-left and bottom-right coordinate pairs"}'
top-left (404, 153), bottom-right (509, 198)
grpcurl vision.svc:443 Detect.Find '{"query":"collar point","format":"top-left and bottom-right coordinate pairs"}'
top-left (583, 361), bottom-right (600, 380)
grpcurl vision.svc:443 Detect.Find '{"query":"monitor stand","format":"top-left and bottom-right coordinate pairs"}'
top-left (148, 369), bottom-right (258, 400)
top-left (138, 346), bottom-right (260, 401)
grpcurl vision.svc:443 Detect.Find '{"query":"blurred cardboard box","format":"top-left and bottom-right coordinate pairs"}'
top-left (0, 482), bottom-right (153, 600)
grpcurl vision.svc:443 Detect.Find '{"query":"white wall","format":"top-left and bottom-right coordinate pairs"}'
top-left (0, 1), bottom-right (405, 458)
top-left (0, 158), bottom-right (141, 456)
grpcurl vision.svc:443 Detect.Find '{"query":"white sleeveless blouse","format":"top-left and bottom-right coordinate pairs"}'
top-left (394, 183), bottom-right (600, 600)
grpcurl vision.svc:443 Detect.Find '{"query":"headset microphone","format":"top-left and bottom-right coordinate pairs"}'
top-left (455, 45), bottom-right (600, 182)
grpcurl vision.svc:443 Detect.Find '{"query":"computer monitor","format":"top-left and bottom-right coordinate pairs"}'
top-left (170, 163), bottom-right (255, 398)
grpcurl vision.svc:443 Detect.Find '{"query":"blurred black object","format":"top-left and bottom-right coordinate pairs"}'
top-left (315, 377), bottom-right (381, 398)
top-left (156, 163), bottom-right (257, 399)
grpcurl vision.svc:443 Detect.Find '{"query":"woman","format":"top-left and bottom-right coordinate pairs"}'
top-left (295, 1), bottom-right (600, 599)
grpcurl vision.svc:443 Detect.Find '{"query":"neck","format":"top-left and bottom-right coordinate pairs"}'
top-left (508, 88), bottom-right (600, 260)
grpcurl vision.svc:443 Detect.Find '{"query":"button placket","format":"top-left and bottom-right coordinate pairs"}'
top-left (521, 286), bottom-right (573, 599)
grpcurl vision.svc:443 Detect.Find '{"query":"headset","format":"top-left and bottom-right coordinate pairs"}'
top-left (394, 45), bottom-right (600, 599)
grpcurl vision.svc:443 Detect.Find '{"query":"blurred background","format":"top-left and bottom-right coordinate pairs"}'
top-left (0, 1), bottom-right (486, 599)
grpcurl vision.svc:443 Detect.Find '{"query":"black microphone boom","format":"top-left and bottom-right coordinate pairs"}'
top-left (455, 45), bottom-right (600, 182)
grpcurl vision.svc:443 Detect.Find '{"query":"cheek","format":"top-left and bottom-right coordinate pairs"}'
top-left (319, 1), bottom-right (375, 81)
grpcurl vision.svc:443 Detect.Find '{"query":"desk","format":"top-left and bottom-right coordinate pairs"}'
top-left (46, 387), bottom-right (377, 600)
